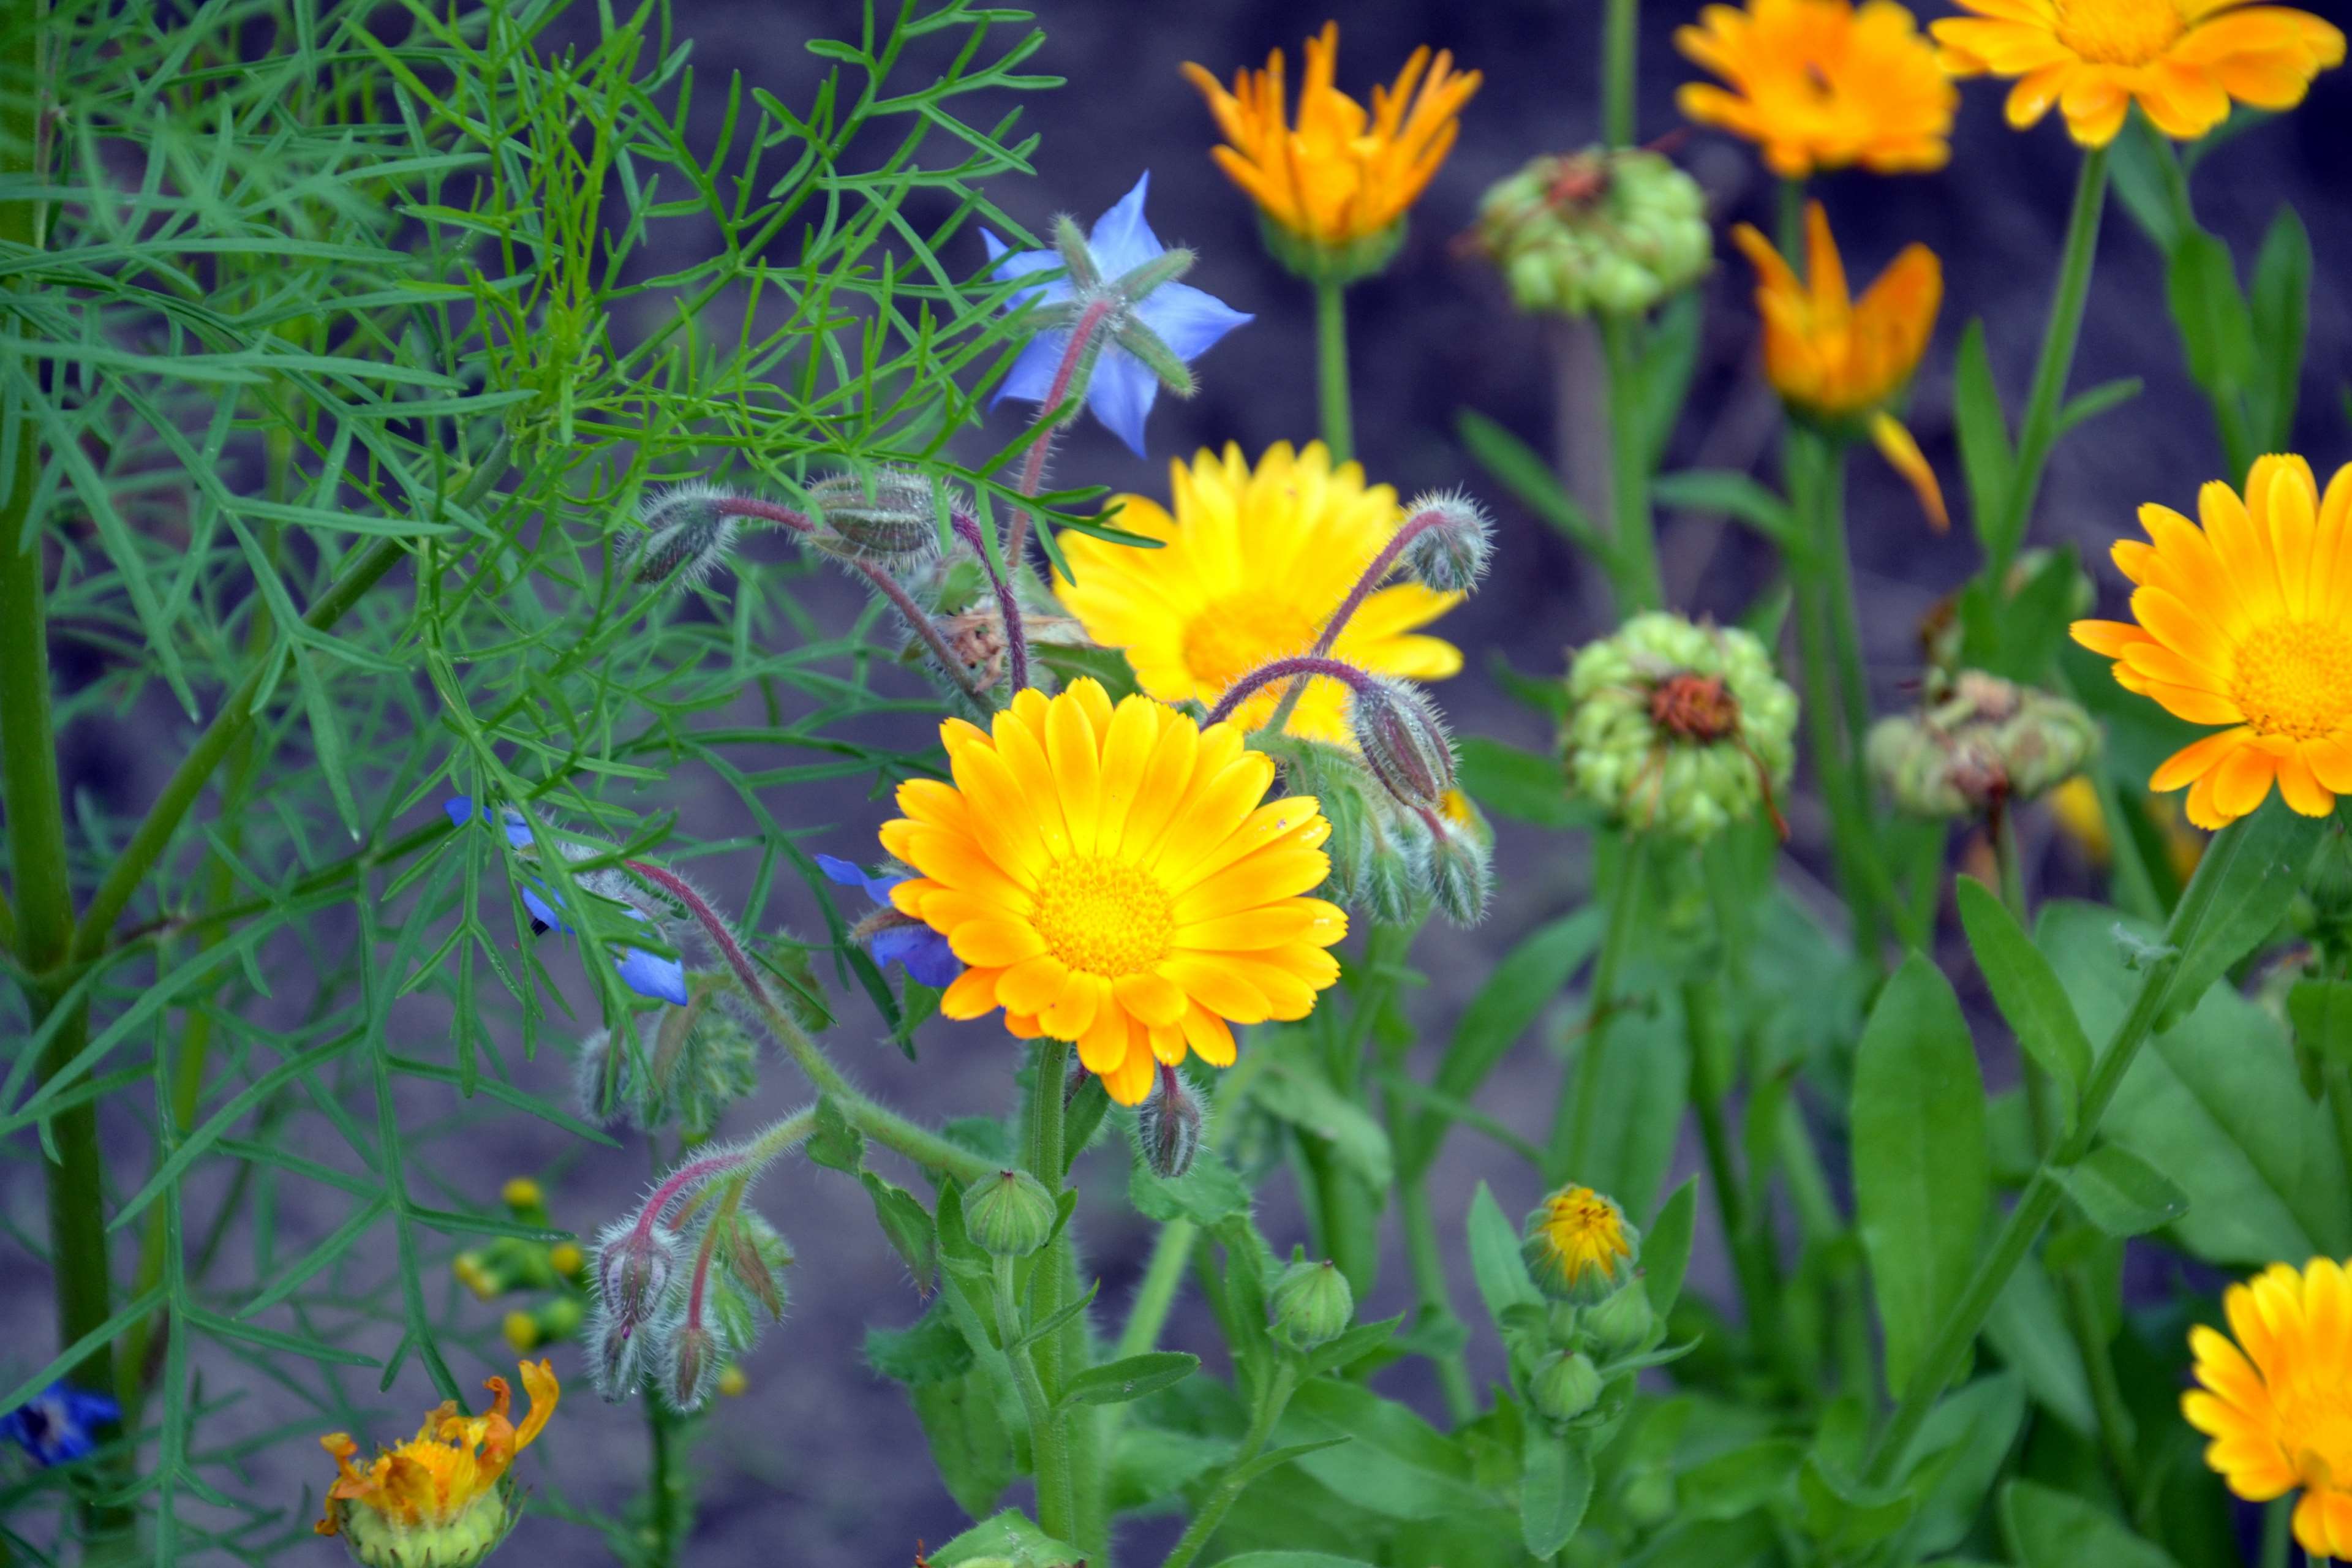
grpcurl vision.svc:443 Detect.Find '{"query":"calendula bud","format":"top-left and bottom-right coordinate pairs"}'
top-left (1268, 1256), bottom-right (1355, 1351)
top-left (1351, 678), bottom-right (1457, 810)
top-left (668, 1319), bottom-right (723, 1414)
top-left (1867, 670), bottom-right (2098, 818)
top-left (1583, 1279), bottom-right (1655, 1358)
top-left (1136, 1072), bottom-right (1204, 1180)
top-left (594, 1219), bottom-right (682, 1335)
top-left (627, 482), bottom-right (737, 589)
top-left (1530, 1349), bottom-right (1604, 1424)
top-left (809, 468), bottom-right (946, 569)
top-left (1473, 148), bottom-right (1711, 319)
top-left (1523, 1186), bottom-right (1640, 1305)
top-left (1397, 491), bottom-right (1493, 593)
top-left (963, 1169), bottom-right (1059, 1259)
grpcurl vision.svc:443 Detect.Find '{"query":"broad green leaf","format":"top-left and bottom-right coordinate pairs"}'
top-left (1852, 954), bottom-right (1989, 1399)
top-left (2002, 1480), bottom-right (2180, 1568)
top-left (2166, 228), bottom-right (2256, 398)
top-left (1455, 737), bottom-right (1601, 834)
top-left (1252, 1061), bottom-right (1393, 1191)
top-left (2289, 978), bottom-right (2352, 1066)
top-left (1059, 1351), bottom-right (1198, 1408)
top-left (1211, 1555), bottom-right (1379, 1568)
top-left (1675, 1438), bottom-right (1803, 1523)
top-left (1891, 1373), bottom-right (2028, 1559)
top-left (1956, 876), bottom-right (2092, 1124)
top-left (1642, 1178), bottom-right (1697, 1317)
top-left (909, 1370), bottom-right (1017, 1521)
top-left (1796, 1452), bottom-right (1914, 1553)
top-left (2060, 1144), bottom-right (2190, 1237)
top-left (2246, 205), bottom-right (2311, 452)
top-left (1520, 1430), bottom-right (1593, 1559)
top-left (927, 1509), bottom-right (1082, 1567)
top-left (865, 1298), bottom-right (974, 1386)
top-left (859, 1170), bottom-right (937, 1293)
top-left (1305, 1314), bottom-right (1403, 1377)
top-left (1278, 1378), bottom-right (1488, 1520)
top-left (2107, 114), bottom-right (2185, 251)
top-left (1572, 984), bottom-right (1690, 1216)
top-left (1985, 1253), bottom-right (2096, 1437)
top-left (2159, 805), bottom-right (2320, 1028)
top-left (1131, 1142), bottom-right (1252, 1226)
top-left (1468, 1180), bottom-right (1543, 1325)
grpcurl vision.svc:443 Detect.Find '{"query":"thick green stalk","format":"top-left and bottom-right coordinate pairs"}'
top-left (1814, 448), bottom-right (1870, 756)
top-left (1552, 837), bottom-right (1647, 1181)
top-left (1022, 1039), bottom-right (1098, 1559)
top-left (1989, 146), bottom-right (2110, 586)
top-left (1602, 0), bottom-right (1638, 147)
top-left (643, 1396), bottom-right (693, 1568)
top-left (997, 1250), bottom-right (1076, 1547)
top-left (1599, 312), bottom-right (1662, 611)
top-left (1862, 812), bottom-right (2255, 1483)
top-left (1314, 279), bottom-right (1353, 466)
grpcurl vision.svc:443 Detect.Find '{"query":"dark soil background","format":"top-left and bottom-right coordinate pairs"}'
top-left (7, 1), bottom-right (2351, 1564)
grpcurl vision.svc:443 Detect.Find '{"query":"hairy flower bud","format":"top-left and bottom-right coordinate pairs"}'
top-left (594, 1219), bottom-right (682, 1335)
top-left (1268, 1257), bottom-right (1355, 1351)
top-left (667, 1319), bottom-right (723, 1414)
top-left (1425, 810), bottom-right (1492, 927)
top-left (1867, 669), bottom-right (2098, 818)
top-left (808, 468), bottom-right (947, 568)
top-left (1397, 491), bottom-right (1494, 593)
top-left (1531, 1349), bottom-right (1604, 1425)
top-left (1351, 677), bottom-right (1457, 810)
top-left (627, 482), bottom-right (738, 589)
top-left (590, 1302), bottom-right (648, 1400)
top-left (716, 1211), bottom-right (794, 1325)
top-left (1136, 1072), bottom-right (1204, 1180)
top-left (963, 1169), bottom-right (1059, 1259)
top-left (1473, 148), bottom-right (1711, 318)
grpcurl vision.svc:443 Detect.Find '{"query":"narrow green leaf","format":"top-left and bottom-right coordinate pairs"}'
top-left (2166, 228), bottom-right (2256, 398)
top-left (1651, 469), bottom-right (1798, 546)
top-left (1058, 1351), bottom-right (1199, 1408)
top-left (1468, 1181), bottom-right (1543, 1324)
top-left (2246, 205), bottom-right (2311, 452)
top-left (2060, 1144), bottom-right (2191, 1237)
top-left (1521, 1430), bottom-right (1594, 1559)
top-left (1956, 876), bottom-right (2093, 1125)
top-left (1953, 320), bottom-right (2012, 549)
top-left (2052, 377), bottom-right (2143, 439)
top-left (1458, 409), bottom-right (1615, 565)
top-left (1642, 1178), bottom-right (1698, 1316)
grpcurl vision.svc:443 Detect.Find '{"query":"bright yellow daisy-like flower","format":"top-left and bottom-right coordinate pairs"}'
top-left (882, 680), bottom-right (1347, 1105)
top-left (1731, 202), bottom-right (1948, 529)
top-left (1182, 21), bottom-right (1480, 253)
top-left (317, 1362), bottom-right (557, 1568)
top-left (1934, 0), bottom-right (2343, 146)
top-left (1054, 441), bottom-right (1462, 745)
top-left (2071, 456), bottom-right (2352, 829)
top-left (2184, 1258), bottom-right (2352, 1557)
top-left (1676, 0), bottom-right (1957, 176)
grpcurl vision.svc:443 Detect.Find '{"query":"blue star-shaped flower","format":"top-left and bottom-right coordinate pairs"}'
top-left (983, 172), bottom-right (1251, 457)
top-left (817, 855), bottom-right (963, 989)
top-left (1, 1382), bottom-right (118, 1467)
top-left (445, 797), bottom-right (689, 1006)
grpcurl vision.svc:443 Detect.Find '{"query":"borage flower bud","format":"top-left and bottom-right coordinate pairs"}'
top-left (594, 1218), bottom-right (682, 1334)
top-left (1351, 677), bottom-right (1456, 810)
top-left (1268, 1256), bottom-right (1355, 1351)
top-left (1136, 1070), bottom-right (1204, 1180)
top-left (808, 469), bottom-right (946, 570)
top-left (627, 482), bottom-right (737, 589)
top-left (1424, 805), bottom-right (1492, 927)
top-left (717, 1211), bottom-right (794, 1325)
top-left (963, 1169), bottom-right (1060, 1259)
top-left (1530, 1349), bottom-right (1603, 1425)
top-left (1396, 490), bottom-right (1493, 594)
top-left (1523, 1185), bottom-right (1640, 1305)
top-left (668, 1320), bottom-right (723, 1414)
top-left (589, 1303), bottom-right (649, 1399)
top-left (1472, 148), bottom-right (1710, 319)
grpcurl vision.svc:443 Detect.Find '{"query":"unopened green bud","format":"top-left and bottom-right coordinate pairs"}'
top-left (1365, 809), bottom-right (1428, 923)
top-left (1351, 677), bottom-right (1456, 810)
top-left (716, 1210), bottom-right (794, 1325)
top-left (1397, 491), bottom-right (1493, 593)
top-left (1425, 814), bottom-right (1491, 927)
top-left (1530, 1349), bottom-right (1603, 1424)
top-left (964, 1169), bottom-right (1059, 1259)
top-left (1268, 1257), bottom-right (1355, 1351)
top-left (809, 468), bottom-right (946, 569)
top-left (1136, 1073), bottom-right (1203, 1180)
top-left (1473, 148), bottom-right (1710, 320)
top-left (1868, 669), bottom-right (2098, 818)
top-left (1584, 1279), bottom-right (1655, 1357)
top-left (628, 484), bottom-right (737, 589)
top-left (668, 1320), bottom-right (722, 1413)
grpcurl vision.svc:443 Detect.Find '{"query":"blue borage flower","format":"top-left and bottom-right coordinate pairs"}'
top-left (983, 172), bottom-right (1252, 456)
top-left (2, 1381), bottom-right (118, 1466)
top-left (816, 856), bottom-right (962, 989)
top-left (445, 797), bottom-right (689, 1005)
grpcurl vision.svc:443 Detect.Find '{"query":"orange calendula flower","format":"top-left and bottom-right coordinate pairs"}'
top-left (2184, 1258), bottom-right (2352, 1557)
top-left (882, 680), bottom-right (1347, 1105)
top-left (1934, 0), bottom-right (2343, 146)
top-left (1182, 22), bottom-right (1479, 265)
top-left (1731, 202), bottom-right (1948, 529)
top-left (2070, 455), bottom-right (2352, 829)
top-left (317, 1362), bottom-right (557, 1568)
top-left (1676, 0), bottom-right (1956, 176)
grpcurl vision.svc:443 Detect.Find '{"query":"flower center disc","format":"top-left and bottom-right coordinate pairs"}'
top-left (2054, 0), bottom-right (2184, 64)
top-left (1649, 671), bottom-right (1743, 744)
top-left (1182, 593), bottom-right (1324, 695)
top-left (2231, 618), bottom-right (2352, 742)
top-left (1033, 856), bottom-right (1174, 977)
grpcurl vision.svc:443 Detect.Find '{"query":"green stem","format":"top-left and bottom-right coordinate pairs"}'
top-left (1686, 979), bottom-right (1786, 1382)
top-left (1989, 146), bottom-right (2110, 586)
top-left (1861, 812), bottom-right (2255, 1483)
top-left (1398, 1178), bottom-right (1476, 1422)
top-left (1599, 311), bottom-right (1662, 611)
top-left (643, 1391), bottom-right (693, 1567)
top-left (1553, 837), bottom-right (1647, 1182)
top-left (1314, 278), bottom-right (1353, 466)
top-left (2262, 1497), bottom-right (2292, 1568)
top-left (1814, 447), bottom-right (1870, 755)
top-left (1023, 1038), bottom-right (1099, 1559)
top-left (1602, 0), bottom-right (1638, 147)
top-left (1159, 1359), bottom-right (1301, 1568)
top-left (1777, 177), bottom-right (1806, 270)
top-left (996, 1253), bottom-right (1077, 1546)
top-left (2060, 1263), bottom-right (2141, 1502)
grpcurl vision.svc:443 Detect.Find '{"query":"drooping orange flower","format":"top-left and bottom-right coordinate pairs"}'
top-left (2184, 1258), bottom-right (2352, 1557)
top-left (1731, 202), bottom-right (1948, 529)
top-left (1934, 0), bottom-right (2343, 146)
top-left (881, 680), bottom-right (1347, 1105)
top-left (2071, 455), bottom-right (2352, 829)
top-left (1677, 0), bottom-right (1956, 176)
top-left (317, 1362), bottom-right (557, 1566)
top-left (1182, 21), bottom-right (1480, 251)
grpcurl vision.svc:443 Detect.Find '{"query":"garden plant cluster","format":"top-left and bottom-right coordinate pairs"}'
top-left (1, 0), bottom-right (2350, 1565)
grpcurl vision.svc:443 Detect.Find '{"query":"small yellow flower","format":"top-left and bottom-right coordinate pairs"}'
top-left (2071, 456), bottom-right (2352, 829)
top-left (1182, 21), bottom-right (1480, 252)
top-left (1732, 202), bottom-right (1947, 529)
top-left (1676, 0), bottom-right (1956, 176)
top-left (1935, 0), bottom-right (2343, 146)
top-left (881, 680), bottom-right (1348, 1105)
top-left (317, 1362), bottom-right (557, 1568)
top-left (1523, 1186), bottom-right (1640, 1303)
top-left (1055, 441), bottom-right (1462, 745)
top-left (2184, 1258), bottom-right (2352, 1557)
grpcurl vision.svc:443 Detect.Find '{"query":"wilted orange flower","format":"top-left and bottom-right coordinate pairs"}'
top-left (1182, 22), bottom-right (1480, 250)
top-left (317, 1362), bottom-right (557, 1566)
top-left (1935, 0), bottom-right (2343, 146)
top-left (2071, 455), bottom-right (2352, 829)
top-left (1731, 202), bottom-right (1947, 529)
top-left (2184, 1258), bottom-right (2352, 1557)
top-left (1677, 0), bottom-right (1956, 176)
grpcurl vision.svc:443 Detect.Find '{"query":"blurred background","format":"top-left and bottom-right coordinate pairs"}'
top-left (10, 0), bottom-right (2350, 1562)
